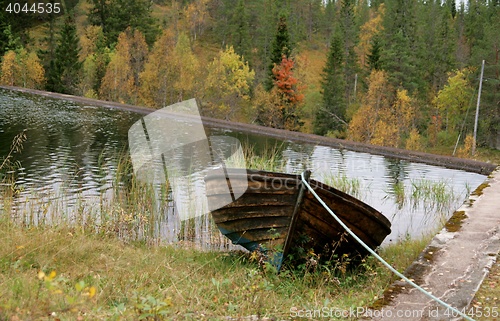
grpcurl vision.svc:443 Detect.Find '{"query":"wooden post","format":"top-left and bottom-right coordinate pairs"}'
top-left (472, 60), bottom-right (485, 156)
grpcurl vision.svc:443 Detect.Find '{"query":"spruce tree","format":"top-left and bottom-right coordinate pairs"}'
top-left (380, 0), bottom-right (420, 93)
top-left (466, 0), bottom-right (500, 148)
top-left (46, 15), bottom-right (82, 94)
top-left (38, 13), bottom-right (57, 78)
top-left (314, 33), bottom-right (347, 136)
top-left (339, 0), bottom-right (358, 104)
top-left (367, 35), bottom-right (382, 71)
top-left (265, 14), bottom-right (292, 91)
top-left (231, 0), bottom-right (251, 61)
top-left (0, 12), bottom-right (10, 57)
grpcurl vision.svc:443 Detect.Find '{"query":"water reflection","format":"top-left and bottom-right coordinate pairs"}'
top-left (0, 89), bottom-right (487, 249)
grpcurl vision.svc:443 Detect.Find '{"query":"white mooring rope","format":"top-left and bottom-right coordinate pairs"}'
top-left (300, 172), bottom-right (475, 321)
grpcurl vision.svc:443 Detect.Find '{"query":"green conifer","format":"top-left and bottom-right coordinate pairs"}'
top-left (46, 15), bottom-right (82, 94)
top-left (314, 33), bottom-right (347, 135)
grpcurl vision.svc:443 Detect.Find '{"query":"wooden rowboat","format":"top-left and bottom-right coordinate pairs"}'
top-left (204, 168), bottom-right (391, 269)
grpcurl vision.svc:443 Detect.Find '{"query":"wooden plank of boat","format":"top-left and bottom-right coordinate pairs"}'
top-left (204, 168), bottom-right (391, 268)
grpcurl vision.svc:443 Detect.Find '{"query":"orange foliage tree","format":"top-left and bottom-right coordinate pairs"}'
top-left (257, 55), bottom-right (305, 131)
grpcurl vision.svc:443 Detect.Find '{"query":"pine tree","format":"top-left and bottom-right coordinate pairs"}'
top-left (46, 15), bottom-right (82, 94)
top-left (0, 25), bottom-right (22, 54)
top-left (314, 33), bottom-right (347, 136)
top-left (321, 0), bottom-right (337, 40)
top-left (0, 11), bottom-right (9, 57)
top-left (413, 0), bottom-right (456, 97)
top-left (265, 14), bottom-right (292, 91)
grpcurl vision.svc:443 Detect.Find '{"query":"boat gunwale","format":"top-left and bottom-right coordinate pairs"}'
top-left (205, 168), bottom-right (391, 231)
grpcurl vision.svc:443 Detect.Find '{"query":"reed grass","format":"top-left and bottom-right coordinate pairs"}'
top-left (385, 178), bottom-right (459, 214)
top-left (323, 173), bottom-right (364, 200)
top-left (229, 141), bottom-right (286, 172)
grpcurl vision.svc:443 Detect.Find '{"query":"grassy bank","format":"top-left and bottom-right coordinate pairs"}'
top-left (0, 220), bottom-right (431, 321)
top-left (0, 134), bottom-right (489, 320)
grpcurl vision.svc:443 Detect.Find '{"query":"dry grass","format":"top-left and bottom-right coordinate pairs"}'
top-left (0, 217), bottom-right (433, 320)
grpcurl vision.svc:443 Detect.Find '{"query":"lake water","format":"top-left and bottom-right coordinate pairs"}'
top-left (0, 88), bottom-right (487, 248)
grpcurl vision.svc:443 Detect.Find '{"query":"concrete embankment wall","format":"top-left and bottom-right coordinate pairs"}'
top-left (1, 85), bottom-right (496, 175)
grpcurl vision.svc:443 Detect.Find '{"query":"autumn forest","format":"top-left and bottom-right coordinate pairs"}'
top-left (0, 0), bottom-right (499, 153)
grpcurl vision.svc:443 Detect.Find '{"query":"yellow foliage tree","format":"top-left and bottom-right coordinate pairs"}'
top-left (405, 128), bottom-right (423, 151)
top-left (78, 26), bottom-right (109, 98)
top-left (129, 30), bottom-right (149, 101)
top-left (349, 71), bottom-right (418, 148)
top-left (172, 33), bottom-right (199, 102)
top-left (0, 51), bottom-right (16, 86)
top-left (100, 28), bottom-right (148, 104)
top-left (185, 0), bottom-right (210, 41)
top-left (370, 109), bottom-right (399, 147)
top-left (203, 46), bottom-right (255, 120)
top-left (252, 83), bottom-right (283, 127)
top-left (0, 49), bottom-right (45, 89)
top-left (22, 50), bottom-right (45, 89)
top-left (457, 134), bottom-right (475, 157)
top-left (80, 57), bottom-right (99, 98)
top-left (434, 68), bottom-right (474, 133)
top-left (139, 28), bottom-right (176, 108)
top-left (393, 89), bottom-right (416, 138)
top-left (80, 25), bottom-right (104, 60)
top-left (99, 45), bottom-right (134, 103)
top-left (348, 70), bottom-right (391, 142)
